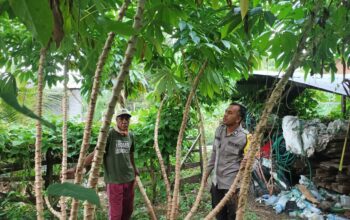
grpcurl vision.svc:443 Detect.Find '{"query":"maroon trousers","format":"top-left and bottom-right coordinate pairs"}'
top-left (107, 181), bottom-right (134, 220)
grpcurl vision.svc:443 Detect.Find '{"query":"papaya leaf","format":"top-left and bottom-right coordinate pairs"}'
top-left (240, 0), bottom-right (249, 19)
top-left (227, 14), bottom-right (243, 34)
top-left (212, 0), bottom-right (219, 9)
top-left (220, 23), bottom-right (230, 39)
top-left (9, 0), bottom-right (53, 47)
top-left (179, 21), bottom-right (187, 31)
top-left (221, 40), bottom-right (231, 49)
top-left (0, 73), bottom-right (55, 130)
top-left (264, 11), bottom-right (276, 26)
top-left (96, 16), bottom-right (135, 36)
top-left (248, 7), bottom-right (262, 17)
top-left (47, 183), bottom-right (100, 207)
top-left (190, 31), bottom-right (200, 45)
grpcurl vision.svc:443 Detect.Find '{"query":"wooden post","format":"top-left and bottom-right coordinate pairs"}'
top-left (342, 55), bottom-right (347, 118)
top-left (198, 127), bottom-right (203, 175)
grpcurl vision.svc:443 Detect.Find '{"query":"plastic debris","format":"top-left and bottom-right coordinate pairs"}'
top-left (259, 194), bottom-right (279, 206)
top-left (274, 193), bottom-right (290, 214)
top-left (297, 184), bottom-right (319, 204)
top-left (340, 195), bottom-right (350, 209)
top-left (282, 116), bottom-right (304, 155)
top-left (258, 175), bottom-right (350, 219)
top-left (281, 116), bottom-right (344, 157)
top-left (327, 213), bottom-right (349, 220)
top-left (261, 157), bottom-right (271, 169)
top-left (271, 171), bottom-right (288, 190)
top-left (327, 120), bottom-right (348, 135)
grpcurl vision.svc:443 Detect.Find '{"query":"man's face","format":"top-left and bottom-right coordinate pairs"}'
top-left (116, 115), bottom-right (131, 131)
top-left (223, 105), bottom-right (241, 126)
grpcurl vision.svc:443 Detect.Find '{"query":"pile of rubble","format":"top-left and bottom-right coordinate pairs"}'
top-left (258, 176), bottom-right (350, 220)
top-left (255, 117), bottom-right (350, 219)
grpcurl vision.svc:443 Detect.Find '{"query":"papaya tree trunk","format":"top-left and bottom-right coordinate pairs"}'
top-left (44, 148), bottom-right (53, 189)
top-left (60, 59), bottom-right (69, 220)
top-left (45, 196), bottom-right (62, 219)
top-left (148, 160), bottom-right (157, 203)
top-left (184, 97), bottom-right (208, 220)
top-left (136, 176), bottom-right (157, 220)
top-left (136, 161), bottom-right (157, 219)
top-left (69, 2), bottom-right (130, 219)
top-left (34, 47), bottom-right (47, 220)
top-left (152, 96), bottom-right (172, 218)
top-left (235, 6), bottom-right (320, 219)
top-left (83, 0), bottom-right (145, 219)
top-left (118, 90), bottom-right (126, 108)
top-left (170, 60), bottom-right (208, 220)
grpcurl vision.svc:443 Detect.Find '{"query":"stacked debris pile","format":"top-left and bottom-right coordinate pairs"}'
top-left (254, 117), bottom-right (350, 219)
top-left (282, 117), bottom-right (347, 157)
top-left (312, 135), bottom-right (350, 194)
top-left (281, 117), bottom-right (350, 194)
top-left (257, 176), bottom-right (350, 219)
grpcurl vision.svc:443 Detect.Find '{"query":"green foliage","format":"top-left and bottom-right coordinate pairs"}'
top-left (232, 83), bottom-right (265, 120)
top-left (243, 210), bottom-right (259, 220)
top-left (0, 73), bottom-right (56, 129)
top-left (178, 183), bottom-right (211, 219)
top-left (201, 102), bottom-right (229, 145)
top-left (291, 89), bottom-right (320, 119)
top-left (47, 182), bottom-right (100, 206)
top-left (1, 199), bottom-right (38, 219)
top-left (0, 122), bottom-right (35, 163)
top-left (42, 120), bottom-right (99, 158)
top-left (8, 0), bottom-right (53, 47)
top-left (131, 98), bottom-right (194, 167)
top-left (96, 17), bottom-right (135, 36)
top-left (0, 120), bottom-right (99, 166)
top-left (317, 92), bottom-right (350, 120)
top-left (2, 0), bottom-right (350, 217)
top-left (0, 13), bottom-right (65, 88)
top-left (0, 189), bottom-right (52, 219)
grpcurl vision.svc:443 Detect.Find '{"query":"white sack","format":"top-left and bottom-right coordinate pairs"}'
top-left (282, 116), bottom-right (303, 155)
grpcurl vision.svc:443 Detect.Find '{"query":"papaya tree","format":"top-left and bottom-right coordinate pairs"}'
top-left (83, 0), bottom-right (146, 218)
top-left (60, 59), bottom-right (69, 220)
top-left (2, 0), bottom-right (350, 219)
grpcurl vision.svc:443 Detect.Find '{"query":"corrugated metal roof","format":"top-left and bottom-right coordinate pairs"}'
top-left (253, 70), bottom-right (348, 96)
